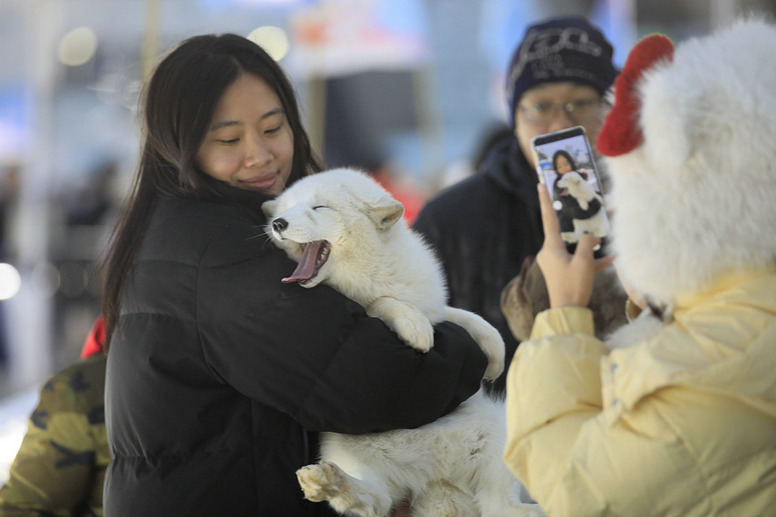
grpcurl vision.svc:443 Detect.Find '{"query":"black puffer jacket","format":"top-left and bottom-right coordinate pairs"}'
top-left (104, 189), bottom-right (487, 516)
top-left (413, 136), bottom-right (543, 394)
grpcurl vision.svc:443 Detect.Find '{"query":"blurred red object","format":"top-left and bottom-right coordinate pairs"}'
top-left (81, 316), bottom-right (105, 358)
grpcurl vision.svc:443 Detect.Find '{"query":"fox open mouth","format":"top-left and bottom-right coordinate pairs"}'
top-left (281, 240), bottom-right (331, 285)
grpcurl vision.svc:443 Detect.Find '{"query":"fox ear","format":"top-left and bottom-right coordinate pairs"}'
top-left (367, 200), bottom-right (404, 231)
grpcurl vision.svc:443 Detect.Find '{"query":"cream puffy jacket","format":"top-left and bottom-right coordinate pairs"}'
top-left (504, 267), bottom-right (776, 516)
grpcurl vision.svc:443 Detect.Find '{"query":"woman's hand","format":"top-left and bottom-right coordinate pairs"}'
top-left (536, 183), bottom-right (614, 308)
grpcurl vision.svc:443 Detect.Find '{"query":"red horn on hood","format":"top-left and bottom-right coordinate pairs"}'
top-left (597, 34), bottom-right (674, 157)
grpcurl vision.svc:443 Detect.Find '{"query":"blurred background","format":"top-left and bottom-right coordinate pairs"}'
top-left (0, 0), bottom-right (774, 478)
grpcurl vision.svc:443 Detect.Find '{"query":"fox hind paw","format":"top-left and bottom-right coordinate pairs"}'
top-left (296, 461), bottom-right (349, 502)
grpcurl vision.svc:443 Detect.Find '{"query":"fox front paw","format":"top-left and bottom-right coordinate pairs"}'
top-left (394, 316), bottom-right (434, 353)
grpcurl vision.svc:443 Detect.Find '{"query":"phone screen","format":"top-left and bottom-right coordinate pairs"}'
top-left (530, 126), bottom-right (610, 256)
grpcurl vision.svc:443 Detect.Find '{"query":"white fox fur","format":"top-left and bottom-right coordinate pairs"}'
top-left (263, 168), bottom-right (542, 517)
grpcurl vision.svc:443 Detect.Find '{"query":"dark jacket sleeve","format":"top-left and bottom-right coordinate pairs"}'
top-left (196, 214), bottom-right (487, 435)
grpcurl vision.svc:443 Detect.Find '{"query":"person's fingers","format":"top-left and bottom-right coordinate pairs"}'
top-left (574, 233), bottom-right (599, 262)
top-left (537, 184), bottom-right (562, 247)
top-left (575, 233), bottom-right (615, 273)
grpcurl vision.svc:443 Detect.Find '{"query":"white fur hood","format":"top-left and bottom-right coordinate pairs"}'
top-left (600, 18), bottom-right (776, 308)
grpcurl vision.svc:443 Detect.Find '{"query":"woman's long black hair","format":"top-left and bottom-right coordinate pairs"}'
top-left (551, 149), bottom-right (578, 173)
top-left (100, 34), bottom-right (323, 347)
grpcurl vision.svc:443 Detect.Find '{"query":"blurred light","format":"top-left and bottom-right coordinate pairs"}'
top-left (31, 262), bottom-right (60, 298)
top-left (0, 263), bottom-right (21, 300)
top-left (58, 27), bottom-right (98, 67)
top-left (0, 388), bottom-right (40, 485)
top-left (205, 0), bottom-right (311, 5)
top-left (0, 87), bottom-right (26, 162)
top-left (247, 26), bottom-right (289, 61)
top-left (0, 419), bottom-right (27, 484)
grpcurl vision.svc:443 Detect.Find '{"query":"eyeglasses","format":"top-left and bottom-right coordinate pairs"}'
top-left (517, 98), bottom-right (604, 125)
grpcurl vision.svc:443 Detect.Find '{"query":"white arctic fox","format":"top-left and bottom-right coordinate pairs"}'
top-left (263, 167), bottom-right (543, 517)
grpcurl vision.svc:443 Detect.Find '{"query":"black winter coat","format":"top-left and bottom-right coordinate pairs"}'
top-left (104, 189), bottom-right (487, 516)
top-left (413, 136), bottom-right (544, 394)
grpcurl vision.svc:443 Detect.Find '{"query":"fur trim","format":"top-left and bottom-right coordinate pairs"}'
top-left (602, 18), bottom-right (776, 307)
top-left (605, 308), bottom-right (665, 350)
top-left (597, 34), bottom-right (674, 157)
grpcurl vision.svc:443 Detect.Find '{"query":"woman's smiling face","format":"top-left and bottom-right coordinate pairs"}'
top-left (555, 154), bottom-right (572, 174)
top-left (197, 73), bottom-right (294, 195)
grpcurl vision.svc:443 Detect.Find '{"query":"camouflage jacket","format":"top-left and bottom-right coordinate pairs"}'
top-left (0, 354), bottom-right (107, 516)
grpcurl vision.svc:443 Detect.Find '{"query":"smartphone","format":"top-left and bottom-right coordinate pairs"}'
top-left (530, 126), bottom-right (610, 257)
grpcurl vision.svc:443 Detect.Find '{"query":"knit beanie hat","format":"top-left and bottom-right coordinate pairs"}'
top-left (505, 16), bottom-right (617, 127)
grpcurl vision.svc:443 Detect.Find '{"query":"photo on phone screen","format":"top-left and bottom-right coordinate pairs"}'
top-left (530, 126), bottom-right (610, 256)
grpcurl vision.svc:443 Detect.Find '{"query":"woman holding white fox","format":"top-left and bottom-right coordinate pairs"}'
top-left (99, 34), bottom-right (487, 516)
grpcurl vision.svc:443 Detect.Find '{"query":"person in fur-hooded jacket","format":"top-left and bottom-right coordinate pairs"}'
top-left (503, 18), bottom-right (776, 516)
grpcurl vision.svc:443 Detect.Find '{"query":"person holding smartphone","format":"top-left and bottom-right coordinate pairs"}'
top-left (412, 16), bottom-right (619, 394)
top-left (504, 20), bottom-right (776, 515)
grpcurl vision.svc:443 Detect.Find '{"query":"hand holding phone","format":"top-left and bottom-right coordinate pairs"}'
top-left (536, 182), bottom-right (615, 308)
top-left (530, 126), bottom-right (610, 258)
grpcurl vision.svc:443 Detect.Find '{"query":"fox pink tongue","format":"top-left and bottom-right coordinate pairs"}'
top-left (282, 241), bottom-right (324, 283)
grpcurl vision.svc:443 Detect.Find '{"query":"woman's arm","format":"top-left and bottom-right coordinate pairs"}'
top-left (197, 220), bottom-right (487, 434)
